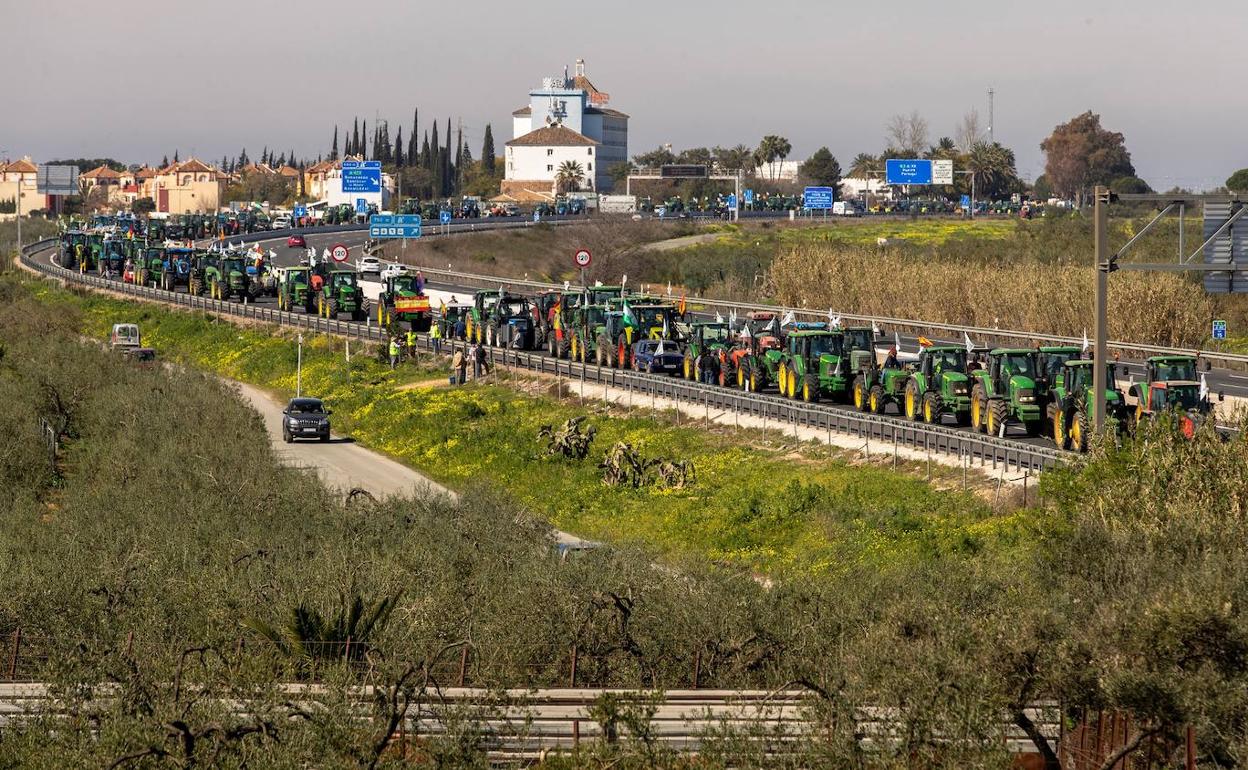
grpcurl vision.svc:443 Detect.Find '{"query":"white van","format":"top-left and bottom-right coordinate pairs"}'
top-left (832, 201), bottom-right (860, 217)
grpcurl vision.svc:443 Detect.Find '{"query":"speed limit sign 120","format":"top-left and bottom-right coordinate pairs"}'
top-left (573, 248), bottom-right (592, 268)
top-left (330, 243), bottom-right (349, 263)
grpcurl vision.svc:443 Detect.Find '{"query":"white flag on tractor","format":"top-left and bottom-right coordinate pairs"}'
top-left (872, 320), bottom-right (881, 336)
top-left (1200, 373), bottom-right (1210, 401)
top-left (964, 332), bottom-right (975, 353)
top-left (830, 315), bottom-right (842, 329)
top-left (781, 310), bottom-right (796, 328)
top-left (1082, 329), bottom-right (1090, 353)
top-left (715, 311), bottom-right (724, 323)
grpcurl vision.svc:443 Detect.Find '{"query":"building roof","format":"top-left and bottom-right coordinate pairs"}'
top-left (306, 160), bottom-right (334, 174)
top-left (512, 106), bottom-right (532, 117)
top-left (82, 165), bottom-right (121, 179)
top-left (506, 125), bottom-right (599, 148)
top-left (159, 158), bottom-right (216, 175)
top-left (277, 165), bottom-right (300, 177)
top-left (586, 106), bottom-right (629, 119)
top-left (2, 159), bottom-right (38, 174)
top-left (135, 167), bottom-right (158, 180)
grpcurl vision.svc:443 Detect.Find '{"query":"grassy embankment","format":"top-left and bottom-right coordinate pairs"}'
top-left (25, 275), bottom-right (1042, 576)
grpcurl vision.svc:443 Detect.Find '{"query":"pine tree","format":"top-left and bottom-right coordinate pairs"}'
top-left (220, 155), bottom-right (229, 173)
top-left (173, 150), bottom-right (180, 163)
top-left (162, 155), bottom-right (169, 168)
top-left (394, 126), bottom-right (404, 168)
top-left (238, 148), bottom-right (249, 168)
top-left (482, 123), bottom-right (496, 175)
top-left (331, 126), bottom-right (339, 160)
top-left (288, 150), bottom-right (295, 167)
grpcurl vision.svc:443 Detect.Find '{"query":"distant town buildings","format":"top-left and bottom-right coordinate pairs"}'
top-left (504, 59), bottom-right (628, 199)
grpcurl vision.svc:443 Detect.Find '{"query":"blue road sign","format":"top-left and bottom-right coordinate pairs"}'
top-left (355, 198), bottom-right (368, 214)
top-left (439, 210), bottom-right (452, 225)
top-left (1213, 319), bottom-right (1228, 339)
top-left (885, 159), bottom-right (933, 185)
top-left (342, 159), bottom-right (382, 193)
top-left (726, 193), bottom-right (738, 210)
top-left (960, 194), bottom-right (971, 210)
top-left (293, 204), bottom-right (307, 218)
top-left (743, 189), bottom-right (754, 205)
top-left (369, 214), bottom-right (422, 239)
top-left (803, 186), bottom-right (835, 209)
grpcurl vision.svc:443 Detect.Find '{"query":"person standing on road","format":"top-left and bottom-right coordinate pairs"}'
top-left (415, 270), bottom-right (425, 294)
top-left (469, 342), bottom-right (481, 379)
top-left (454, 316), bottom-right (466, 341)
top-left (389, 336), bottom-right (400, 370)
top-left (430, 322), bottom-right (442, 354)
top-left (451, 348), bottom-right (466, 385)
top-left (406, 329), bottom-right (417, 360)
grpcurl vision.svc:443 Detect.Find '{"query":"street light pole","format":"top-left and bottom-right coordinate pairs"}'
top-left (1092, 185), bottom-right (1110, 433)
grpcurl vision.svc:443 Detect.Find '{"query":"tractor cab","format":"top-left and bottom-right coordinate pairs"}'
top-left (1038, 345), bottom-right (1081, 391)
top-left (921, 346), bottom-right (968, 378)
top-left (1126, 355), bottom-right (1216, 430)
top-left (631, 303), bottom-right (680, 342)
top-left (586, 285), bottom-right (625, 306)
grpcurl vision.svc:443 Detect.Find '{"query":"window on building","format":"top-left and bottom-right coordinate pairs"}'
top-left (587, 163), bottom-right (592, 171)
top-left (547, 165), bottom-right (553, 172)
top-left (547, 149), bottom-right (554, 156)
top-left (588, 148), bottom-right (593, 155)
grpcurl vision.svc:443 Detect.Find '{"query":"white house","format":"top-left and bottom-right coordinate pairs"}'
top-left (506, 59), bottom-right (627, 194)
top-left (503, 125), bottom-right (600, 199)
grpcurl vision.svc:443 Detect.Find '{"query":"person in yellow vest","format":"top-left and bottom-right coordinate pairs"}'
top-left (406, 329), bottom-right (417, 360)
top-left (430, 322), bottom-right (442, 354)
top-left (388, 337), bottom-right (400, 370)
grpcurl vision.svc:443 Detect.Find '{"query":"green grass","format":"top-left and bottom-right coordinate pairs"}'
top-left (24, 277), bottom-right (1043, 575)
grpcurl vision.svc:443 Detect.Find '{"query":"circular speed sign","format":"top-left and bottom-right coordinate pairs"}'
top-left (573, 248), bottom-right (592, 268)
top-left (330, 243), bottom-right (349, 263)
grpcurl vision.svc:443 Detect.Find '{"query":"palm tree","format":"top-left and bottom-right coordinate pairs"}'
top-left (966, 141), bottom-right (1020, 200)
top-left (773, 136), bottom-right (792, 179)
top-left (244, 592), bottom-right (401, 667)
top-left (848, 153), bottom-right (878, 179)
top-left (555, 160), bottom-right (585, 193)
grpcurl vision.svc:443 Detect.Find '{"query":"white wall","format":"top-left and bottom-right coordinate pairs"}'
top-left (506, 144), bottom-right (598, 190)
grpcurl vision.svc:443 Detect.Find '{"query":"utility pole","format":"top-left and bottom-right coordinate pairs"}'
top-left (987, 88), bottom-right (995, 144)
top-left (1092, 185), bottom-right (1110, 432)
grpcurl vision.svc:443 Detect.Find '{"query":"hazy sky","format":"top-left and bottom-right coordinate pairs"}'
top-left (6, 0), bottom-right (1247, 189)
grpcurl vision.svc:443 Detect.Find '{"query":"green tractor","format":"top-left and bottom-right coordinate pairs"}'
top-left (1048, 358), bottom-right (1125, 452)
top-left (277, 266), bottom-right (315, 313)
top-left (482, 293), bottom-right (535, 349)
top-left (732, 313), bottom-right (787, 392)
top-left (568, 304), bottom-right (610, 364)
top-left (313, 267), bottom-right (364, 320)
top-left (134, 245), bottom-right (166, 287)
top-left (856, 360), bottom-right (915, 415)
top-left (466, 290), bottom-right (523, 345)
top-left (902, 346), bottom-right (973, 425)
top-left (681, 321), bottom-right (732, 381)
top-left (204, 255), bottom-right (255, 301)
top-left (776, 329), bottom-right (849, 402)
top-left (606, 301), bottom-right (681, 369)
top-left (369, 274), bottom-right (432, 331)
top-left (535, 289), bottom-right (577, 358)
top-left (969, 348), bottom-right (1045, 436)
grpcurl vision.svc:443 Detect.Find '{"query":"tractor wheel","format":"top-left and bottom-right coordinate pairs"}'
top-left (922, 392), bottom-right (940, 424)
top-left (802, 375), bottom-right (820, 403)
top-left (617, 337), bottom-right (630, 369)
top-left (777, 363), bottom-right (787, 395)
top-left (749, 368), bottom-right (759, 393)
top-left (988, 400), bottom-right (1009, 437)
top-left (852, 377), bottom-right (868, 412)
top-left (595, 342), bottom-right (606, 367)
top-left (786, 367), bottom-right (799, 399)
top-left (736, 364), bottom-right (747, 390)
top-left (970, 386), bottom-right (985, 433)
top-left (1052, 408), bottom-right (1068, 449)
top-left (719, 362), bottom-right (732, 388)
top-left (683, 356), bottom-right (693, 380)
top-left (869, 385), bottom-right (885, 414)
top-left (904, 382), bottom-right (920, 420)
top-left (570, 336), bottom-right (579, 362)
top-left (1070, 410), bottom-right (1089, 453)
top-left (331, 300), bottom-right (343, 319)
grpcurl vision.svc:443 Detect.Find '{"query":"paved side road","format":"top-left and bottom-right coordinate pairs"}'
top-left (230, 380), bottom-right (594, 547)
top-left (231, 380), bottom-right (457, 502)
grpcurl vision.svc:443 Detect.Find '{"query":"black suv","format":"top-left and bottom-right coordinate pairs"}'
top-left (282, 397), bottom-right (331, 442)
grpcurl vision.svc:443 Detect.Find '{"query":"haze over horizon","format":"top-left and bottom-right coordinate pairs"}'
top-left (7, 0), bottom-right (1247, 190)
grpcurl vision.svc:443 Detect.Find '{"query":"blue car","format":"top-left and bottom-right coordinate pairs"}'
top-left (632, 339), bottom-right (684, 375)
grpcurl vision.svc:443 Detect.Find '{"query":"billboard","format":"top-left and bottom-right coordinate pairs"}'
top-left (932, 159), bottom-right (954, 185)
top-left (660, 164), bottom-right (708, 178)
top-left (37, 164), bottom-right (80, 195)
top-left (341, 160), bottom-right (382, 193)
top-left (885, 159), bottom-right (932, 185)
top-left (803, 187), bottom-right (835, 209)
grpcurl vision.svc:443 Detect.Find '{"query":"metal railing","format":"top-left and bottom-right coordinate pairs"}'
top-left (21, 239), bottom-right (1065, 472)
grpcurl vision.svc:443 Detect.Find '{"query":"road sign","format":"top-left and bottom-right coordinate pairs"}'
top-left (341, 159), bottom-right (382, 193)
top-left (330, 243), bottom-right (349, 263)
top-left (932, 159), bottom-right (954, 185)
top-left (36, 164), bottom-right (78, 195)
top-left (803, 186), bottom-right (835, 209)
top-left (1213, 319), bottom-right (1228, 339)
top-left (533, 210), bottom-right (540, 222)
top-left (355, 198), bottom-right (368, 214)
top-left (574, 248), bottom-right (592, 268)
top-left (743, 189), bottom-right (754, 205)
top-left (369, 214), bottom-right (422, 239)
top-left (960, 194), bottom-right (972, 210)
top-left (439, 210), bottom-right (452, 225)
top-left (885, 159), bottom-right (933, 185)
top-left (293, 204), bottom-right (307, 218)
top-left (726, 193), bottom-right (738, 210)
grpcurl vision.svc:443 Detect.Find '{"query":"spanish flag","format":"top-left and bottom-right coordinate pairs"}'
top-left (678, 293), bottom-right (687, 316)
top-left (918, 336), bottom-right (934, 347)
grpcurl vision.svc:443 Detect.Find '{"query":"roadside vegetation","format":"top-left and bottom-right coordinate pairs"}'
top-left (8, 272), bottom-right (1248, 767)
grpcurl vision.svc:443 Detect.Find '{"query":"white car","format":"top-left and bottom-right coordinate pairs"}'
top-left (271, 215), bottom-right (292, 230)
top-left (356, 255), bottom-right (383, 274)
top-left (380, 262), bottom-right (409, 281)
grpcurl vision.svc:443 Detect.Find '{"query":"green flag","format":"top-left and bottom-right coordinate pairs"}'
top-left (621, 300), bottom-right (637, 329)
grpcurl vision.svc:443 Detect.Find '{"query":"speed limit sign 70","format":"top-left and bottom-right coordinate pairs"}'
top-left (330, 243), bottom-right (349, 263)
top-left (574, 248), bottom-right (592, 268)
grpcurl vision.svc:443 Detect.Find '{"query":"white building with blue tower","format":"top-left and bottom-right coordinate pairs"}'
top-left (503, 59), bottom-right (628, 197)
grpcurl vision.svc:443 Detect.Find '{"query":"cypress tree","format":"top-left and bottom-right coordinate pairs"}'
top-left (482, 123), bottom-right (496, 175)
top-left (361, 121), bottom-right (367, 158)
top-left (351, 118), bottom-right (360, 158)
top-left (408, 108), bottom-right (418, 164)
top-left (331, 126), bottom-right (338, 160)
top-left (162, 155), bottom-right (169, 168)
top-left (394, 126), bottom-right (404, 168)
top-left (421, 131), bottom-right (431, 172)
top-left (429, 122), bottom-right (439, 173)
top-left (173, 150), bottom-right (180, 163)
top-left (442, 118), bottom-right (453, 195)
